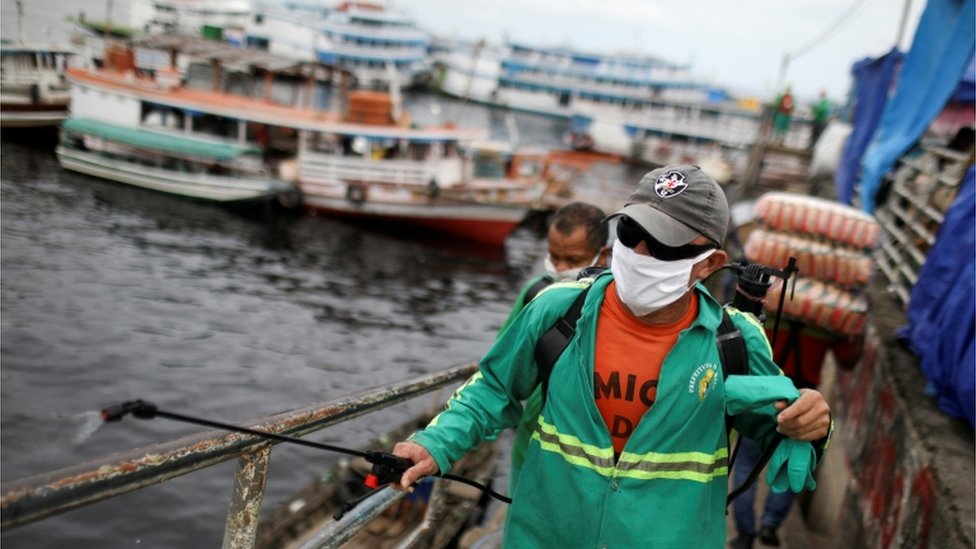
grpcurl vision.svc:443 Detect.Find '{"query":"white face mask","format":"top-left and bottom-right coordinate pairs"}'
top-left (544, 251), bottom-right (602, 282)
top-left (610, 239), bottom-right (716, 317)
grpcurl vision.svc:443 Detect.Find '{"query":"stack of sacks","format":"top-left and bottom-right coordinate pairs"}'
top-left (745, 192), bottom-right (879, 338)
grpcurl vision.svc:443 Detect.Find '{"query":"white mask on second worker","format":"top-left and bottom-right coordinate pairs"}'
top-left (544, 251), bottom-right (602, 282)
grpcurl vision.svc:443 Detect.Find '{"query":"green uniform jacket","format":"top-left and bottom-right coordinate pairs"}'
top-left (499, 274), bottom-right (552, 494)
top-left (411, 273), bottom-right (792, 548)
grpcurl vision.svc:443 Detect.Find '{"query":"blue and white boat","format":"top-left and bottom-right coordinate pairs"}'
top-left (246, 1), bottom-right (432, 90)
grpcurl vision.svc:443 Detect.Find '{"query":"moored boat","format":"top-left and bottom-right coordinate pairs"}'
top-left (0, 2), bottom-right (75, 129)
top-left (246, 1), bottom-right (432, 90)
top-left (57, 118), bottom-right (300, 206)
top-left (433, 39), bottom-right (810, 179)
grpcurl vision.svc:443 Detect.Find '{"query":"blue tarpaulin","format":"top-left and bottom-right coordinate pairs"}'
top-left (834, 49), bottom-right (902, 205)
top-left (898, 167), bottom-right (976, 429)
top-left (949, 53), bottom-right (976, 103)
top-left (857, 0), bottom-right (976, 212)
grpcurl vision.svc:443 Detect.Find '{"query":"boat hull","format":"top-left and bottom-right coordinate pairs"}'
top-left (56, 146), bottom-right (296, 205)
top-left (301, 193), bottom-right (526, 246)
top-left (0, 104), bottom-right (70, 128)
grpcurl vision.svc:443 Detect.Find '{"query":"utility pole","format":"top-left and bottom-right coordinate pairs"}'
top-left (774, 52), bottom-right (791, 95)
top-left (16, 0), bottom-right (25, 46)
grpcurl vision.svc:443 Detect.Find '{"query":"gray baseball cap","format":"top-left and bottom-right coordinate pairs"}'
top-left (607, 164), bottom-right (729, 247)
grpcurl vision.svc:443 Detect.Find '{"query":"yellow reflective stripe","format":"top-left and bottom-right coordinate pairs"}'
top-left (617, 447), bottom-right (729, 482)
top-left (427, 371), bottom-right (483, 428)
top-left (614, 467), bottom-right (729, 483)
top-left (725, 307), bottom-right (773, 358)
top-left (534, 280), bottom-right (591, 300)
top-left (532, 418), bottom-right (615, 476)
top-left (531, 419), bottom-right (727, 483)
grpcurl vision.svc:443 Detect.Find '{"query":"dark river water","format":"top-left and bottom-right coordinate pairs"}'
top-left (0, 90), bottom-right (633, 547)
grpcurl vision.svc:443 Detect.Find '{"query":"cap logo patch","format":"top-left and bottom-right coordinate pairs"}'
top-left (654, 170), bottom-right (688, 198)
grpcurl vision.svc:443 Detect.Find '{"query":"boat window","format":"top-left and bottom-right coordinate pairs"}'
top-left (472, 151), bottom-right (506, 179)
top-left (407, 142), bottom-right (428, 160)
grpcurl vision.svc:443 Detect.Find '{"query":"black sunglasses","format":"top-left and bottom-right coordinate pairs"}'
top-left (616, 216), bottom-right (717, 261)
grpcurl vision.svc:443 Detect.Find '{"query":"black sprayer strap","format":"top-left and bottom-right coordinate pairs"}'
top-left (523, 276), bottom-right (555, 307)
top-left (727, 432), bottom-right (785, 505)
top-left (717, 310), bottom-right (748, 439)
top-left (534, 286), bottom-right (590, 404)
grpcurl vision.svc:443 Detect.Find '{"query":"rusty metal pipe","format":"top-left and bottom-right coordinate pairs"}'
top-left (296, 487), bottom-right (405, 549)
top-left (1, 362), bottom-right (477, 531)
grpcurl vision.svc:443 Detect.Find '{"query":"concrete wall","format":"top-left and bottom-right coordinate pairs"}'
top-left (804, 281), bottom-right (975, 548)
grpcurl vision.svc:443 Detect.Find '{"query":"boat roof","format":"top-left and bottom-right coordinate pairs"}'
top-left (62, 118), bottom-right (261, 161)
top-left (66, 68), bottom-right (487, 140)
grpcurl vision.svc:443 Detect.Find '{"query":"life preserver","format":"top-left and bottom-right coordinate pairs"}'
top-left (346, 183), bottom-right (367, 204)
top-left (276, 185), bottom-right (302, 210)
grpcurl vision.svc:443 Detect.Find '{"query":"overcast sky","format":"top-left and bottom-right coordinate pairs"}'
top-left (1, 0), bottom-right (927, 103)
top-left (405, 0), bottom-right (926, 103)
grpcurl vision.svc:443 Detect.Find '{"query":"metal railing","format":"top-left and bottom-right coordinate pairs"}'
top-left (0, 362), bottom-right (479, 548)
top-left (874, 145), bottom-right (971, 306)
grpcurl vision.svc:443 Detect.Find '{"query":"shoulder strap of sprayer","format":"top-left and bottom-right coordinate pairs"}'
top-left (534, 284), bottom-right (591, 404)
top-left (523, 276), bottom-right (554, 307)
top-left (717, 310), bottom-right (749, 433)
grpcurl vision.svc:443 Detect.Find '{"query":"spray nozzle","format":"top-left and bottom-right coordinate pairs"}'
top-left (101, 400), bottom-right (158, 422)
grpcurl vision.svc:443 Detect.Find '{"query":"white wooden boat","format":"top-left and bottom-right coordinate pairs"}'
top-left (57, 118), bottom-right (299, 206)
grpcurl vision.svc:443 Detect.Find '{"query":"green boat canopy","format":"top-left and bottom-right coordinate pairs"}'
top-left (62, 118), bottom-right (261, 162)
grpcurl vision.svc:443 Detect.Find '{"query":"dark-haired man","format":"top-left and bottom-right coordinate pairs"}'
top-left (499, 201), bottom-right (610, 493)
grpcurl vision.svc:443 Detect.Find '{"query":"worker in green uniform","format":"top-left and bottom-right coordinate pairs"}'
top-left (772, 86), bottom-right (795, 145)
top-left (392, 165), bottom-right (832, 548)
top-left (500, 201), bottom-right (611, 494)
top-left (809, 90), bottom-right (831, 149)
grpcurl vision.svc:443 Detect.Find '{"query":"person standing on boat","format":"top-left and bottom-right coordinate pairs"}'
top-left (499, 201), bottom-right (611, 495)
top-left (808, 90), bottom-right (832, 150)
top-left (391, 165), bottom-right (832, 548)
top-left (772, 86), bottom-right (795, 145)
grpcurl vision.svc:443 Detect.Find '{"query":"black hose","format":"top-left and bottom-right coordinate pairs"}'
top-left (102, 400), bottom-right (511, 505)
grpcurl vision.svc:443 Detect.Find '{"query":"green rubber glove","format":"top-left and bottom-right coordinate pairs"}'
top-left (766, 438), bottom-right (818, 493)
top-left (724, 375), bottom-right (800, 415)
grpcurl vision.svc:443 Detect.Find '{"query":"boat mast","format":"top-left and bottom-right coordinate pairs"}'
top-left (16, 0), bottom-right (25, 46)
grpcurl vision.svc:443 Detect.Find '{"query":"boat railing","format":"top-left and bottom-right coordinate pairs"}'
top-left (322, 42), bottom-right (429, 62)
top-left (323, 22), bottom-right (429, 43)
top-left (300, 152), bottom-right (463, 188)
top-left (0, 362), bottom-right (480, 548)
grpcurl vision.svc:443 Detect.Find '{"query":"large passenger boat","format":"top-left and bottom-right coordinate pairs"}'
top-left (246, 1), bottom-right (432, 90)
top-left (435, 40), bottom-right (810, 178)
top-left (57, 35), bottom-right (544, 244)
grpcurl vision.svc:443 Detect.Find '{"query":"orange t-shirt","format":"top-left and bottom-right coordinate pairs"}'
top-left (594, 281), bottom-right (699, 455)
